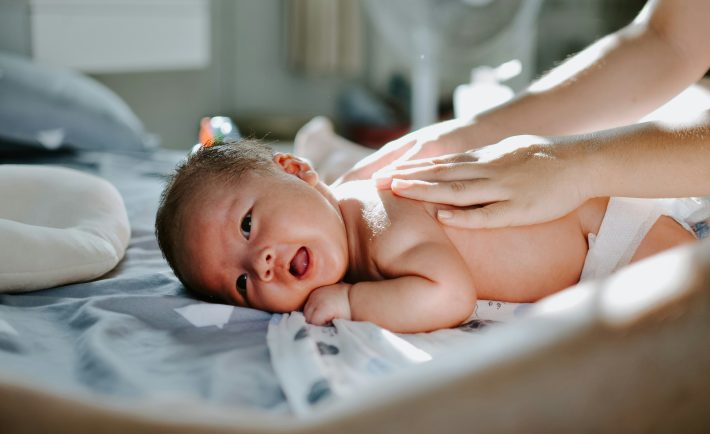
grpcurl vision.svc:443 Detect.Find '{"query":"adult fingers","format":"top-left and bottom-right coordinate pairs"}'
top-left (373, 153), bottom-right (479, 188)
top-left (369, 149), bottom-right (440, 181)
top-left (375, 162), bottom-right (489, 190)
top-left (335, 139), bottom-right (415, 185)
top-left (436, 201), bottom-right (516, 229)
top-left (391, 151), bottom-right (477, 171)
top-left (372, 159), bottom-right (436, 184)
top-left (399, 161), bottom-right (489, 182)
top-left (389, 178), bottom-right (502, 206)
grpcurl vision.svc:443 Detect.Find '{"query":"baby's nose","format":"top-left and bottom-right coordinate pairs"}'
top-left (253, 247), bottom-right (274, 282)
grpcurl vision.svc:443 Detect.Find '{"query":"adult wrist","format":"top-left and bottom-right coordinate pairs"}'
top-left (449, 117), bottom-right (507, 152)
top-left (562, 135), bottom-right (604, 201)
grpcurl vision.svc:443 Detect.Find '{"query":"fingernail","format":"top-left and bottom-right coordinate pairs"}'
top-left (391, 179), bottom-right (413, 189)
top-left (438, 210), bottom-right (453, 219)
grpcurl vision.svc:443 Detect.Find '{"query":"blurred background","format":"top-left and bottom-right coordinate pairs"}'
top-left (0, 0), bottom-right (645, 151)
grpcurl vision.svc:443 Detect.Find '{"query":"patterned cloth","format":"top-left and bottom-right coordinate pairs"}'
top-left (691, 219), bottom-right (709, 239)
top-left (267, 299), bottom-right (529, 416)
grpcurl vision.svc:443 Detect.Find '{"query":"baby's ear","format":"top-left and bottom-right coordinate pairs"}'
top-left (273, 153), bottom-right (320, 186)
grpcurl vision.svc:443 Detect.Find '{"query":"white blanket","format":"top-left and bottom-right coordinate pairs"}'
top-left (267, 300), bottom-right (523, 416)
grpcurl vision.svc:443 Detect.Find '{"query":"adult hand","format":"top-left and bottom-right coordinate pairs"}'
top-left (375, 135), bottom-right (592, 228)
top-left (333, 119), bottom-right (476, 186)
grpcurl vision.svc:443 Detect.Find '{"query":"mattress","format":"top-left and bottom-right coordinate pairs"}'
top-left (1, 149), bottom-right (709, 433)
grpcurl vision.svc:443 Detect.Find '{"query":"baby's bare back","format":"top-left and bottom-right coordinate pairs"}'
top-left (368, 189), bottom-right (598, 303)
top-left (442, 209), bottom-right (591, 302)
top-left (393, 195), bottom-right (695, 302)
top-left (350, 186), bottom-right (694, 305)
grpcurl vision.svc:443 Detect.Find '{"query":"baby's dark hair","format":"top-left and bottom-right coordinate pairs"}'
top-left (155, 139), bottom-right (274, 288)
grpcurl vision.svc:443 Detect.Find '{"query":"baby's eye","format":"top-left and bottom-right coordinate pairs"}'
top-left (236, 273), bottom-right (248, 297)
top-left (240, 212), bottom-right (252, 239)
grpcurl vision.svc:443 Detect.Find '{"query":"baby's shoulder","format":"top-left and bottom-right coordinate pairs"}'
top-left (370, 189), bottom-right (455, 272)
top-left (336, 180), bottom-right (454, 274)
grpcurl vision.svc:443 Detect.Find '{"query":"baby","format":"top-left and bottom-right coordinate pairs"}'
top-left (155, 140), bottom-right (695, 333)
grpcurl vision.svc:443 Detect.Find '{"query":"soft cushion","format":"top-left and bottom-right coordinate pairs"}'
top-left (0, 165), bottom-right (130, 292)
top-left (0, 51), bottom-right (153, 152)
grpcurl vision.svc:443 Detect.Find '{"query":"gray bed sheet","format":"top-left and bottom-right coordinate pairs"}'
top-left (0, 149), bottom-right (289, 414)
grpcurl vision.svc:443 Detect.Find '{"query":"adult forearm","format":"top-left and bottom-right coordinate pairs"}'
top-left (376, 113), bottom-right (709, 229)
top-left (494, 32), bottom-right (696, 134)
top-left (339, 0), bottom-right (710, 183)
top-left (577, 113), bottom-right (710, 199)
top-left (464, 21), bottom-right (707, 145)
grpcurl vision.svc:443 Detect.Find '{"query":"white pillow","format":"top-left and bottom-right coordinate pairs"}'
top-left (0, 165), bottom-right (130, 293)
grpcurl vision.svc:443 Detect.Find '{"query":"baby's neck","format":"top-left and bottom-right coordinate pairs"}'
top-left (332, 180), bottom-right (382, 282)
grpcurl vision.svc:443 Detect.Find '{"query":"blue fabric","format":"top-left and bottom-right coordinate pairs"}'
top-left (0, 52), bottom-right (153, 153)
top-left (692, 220), bottom-right (709, 239)
top-left (0, 150), bottom-right (288, 413)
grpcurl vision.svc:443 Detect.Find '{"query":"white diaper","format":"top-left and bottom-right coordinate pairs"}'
top-left (580, 197), bottom-right (704, 281)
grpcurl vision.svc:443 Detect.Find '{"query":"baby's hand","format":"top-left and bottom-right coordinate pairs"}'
top-left (303, 283), bottom-right (352, 326)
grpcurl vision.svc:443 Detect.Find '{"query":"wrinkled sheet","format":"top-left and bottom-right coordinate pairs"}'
top-left (0, 150), bottom-right (289, 414)
top-left (2, 149), bottom-right (706, 419)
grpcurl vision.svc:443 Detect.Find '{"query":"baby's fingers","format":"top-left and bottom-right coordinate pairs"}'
top-left (303, 302), bottom-right (331, 326)
top-left (307, 309), bottom-right (333, 326)
top-left (303, 302), bottom-right (315, 322)
top-left (389, 178), bottom-right (501, 207)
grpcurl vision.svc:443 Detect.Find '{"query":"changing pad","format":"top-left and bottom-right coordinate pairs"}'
top-left (0, 165), bottom-right (130, 292)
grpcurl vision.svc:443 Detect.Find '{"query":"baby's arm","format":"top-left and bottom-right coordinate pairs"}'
top-left (304, 241), bottom-right (476, 333)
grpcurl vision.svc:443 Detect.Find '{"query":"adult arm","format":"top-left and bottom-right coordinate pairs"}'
top-left (338, 0), bottom-right (710, 183)
top-left (377, 112), bottom-right (710, 228)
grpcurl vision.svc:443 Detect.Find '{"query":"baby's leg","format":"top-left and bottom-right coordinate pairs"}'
top-left (630, 215), bottom-right (696, 263)
top-left (294, 117), bottom-right (373, 184)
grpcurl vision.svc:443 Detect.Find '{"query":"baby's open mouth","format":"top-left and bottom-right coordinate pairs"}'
top-left (289, 246), bottom-right (310, 278)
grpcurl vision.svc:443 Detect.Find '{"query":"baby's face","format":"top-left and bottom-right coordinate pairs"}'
top-left (181, 155), bottom-right (349, 312)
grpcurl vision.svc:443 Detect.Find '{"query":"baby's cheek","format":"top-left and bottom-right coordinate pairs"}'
top-left (258, 285), bottom-right (313, 313)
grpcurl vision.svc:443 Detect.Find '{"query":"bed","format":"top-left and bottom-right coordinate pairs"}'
top-left (1, 52), bottom-right (709, 433)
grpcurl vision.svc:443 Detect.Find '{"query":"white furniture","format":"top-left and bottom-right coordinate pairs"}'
top-left (30, 0), bottom-right (210, 73)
